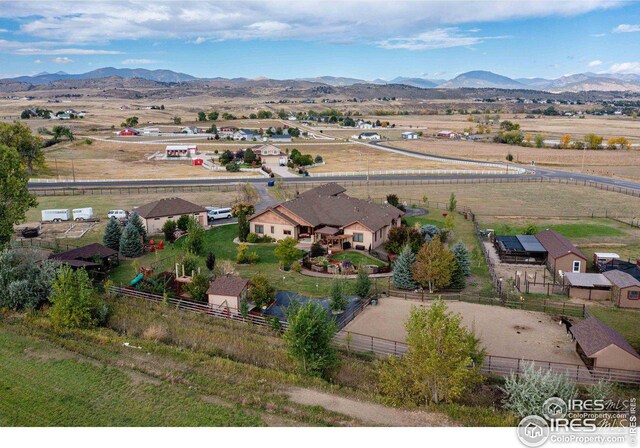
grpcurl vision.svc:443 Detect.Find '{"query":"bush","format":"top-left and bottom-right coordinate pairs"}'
top-left (310, 241), bottom-right (326, 258)
top-left (500, 361), bottom-right (577, 417)
top-left (49, 266), bottom-right (101, 331)
top-left (250, 274), bottom-right (276, 309)
top-left (178, 253), bottom-right (199, 276)
top-left (226, 162), bottom-right (241, 172)
top-left (185, 272), bottom-right (210, 302)
top-left (274, 237), bottom-right (301, 270)
top-left (161, 219), bottom-right (177, 243)
top-left (329, 278), bottom-right (349, 313)
top-left (176, 215), bottom-right (190, 231)
top-left (0, 249), bottom-right (58, 310)
top-left (246, 232), bottom-right (259, 243)
top-left (236, 243), bottom-right (258, 264)
top-left (185, 217), bottom-right (204, 255)
top-left (291, 261), bottom-right (302, 273)
top-left (143, 324), bottom-right (171, 342)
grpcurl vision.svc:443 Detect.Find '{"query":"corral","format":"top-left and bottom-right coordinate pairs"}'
top-left (343, 297), bottom-right (583, 365)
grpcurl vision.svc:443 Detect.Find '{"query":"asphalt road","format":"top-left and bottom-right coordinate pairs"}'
top-left (28, 139), bottom-right (640, 193)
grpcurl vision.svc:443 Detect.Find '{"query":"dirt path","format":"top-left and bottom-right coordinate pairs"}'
top-left (287, 387), bottom-right (454, 427)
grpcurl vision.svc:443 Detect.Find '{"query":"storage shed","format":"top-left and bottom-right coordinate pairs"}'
top-left (603, 269), bottom-right (640, 309)
top-left (563, 273), bottom-right (611, 301)
top-left (206, 276), bottom-right (249, 310)
top-left (570, 317), bottom-right (640, 371)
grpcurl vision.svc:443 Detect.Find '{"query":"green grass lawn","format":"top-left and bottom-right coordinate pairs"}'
top-left (330, 250), bottom-right (386, 268)
top-left (588, 306), bottom-right (640, 352)
top-left (109, 224), bottom-right (344, 297)
top-left (0, 328), bottom-right (262, 426)
top-left (485, 220), bottom-right (625, 239)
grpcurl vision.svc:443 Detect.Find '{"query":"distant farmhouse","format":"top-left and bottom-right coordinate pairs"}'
top-left (248, 183), bottom-right (404, 250)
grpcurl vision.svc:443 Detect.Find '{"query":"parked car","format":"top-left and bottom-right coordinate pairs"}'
top-left (207, 207), bottom-right (232, 220)
top-left (107, 209), bottom-right (128, 220)
top-left (41, 209), bottom-right (70, 222)
top-left (72, 207), bottom-right (94, 221)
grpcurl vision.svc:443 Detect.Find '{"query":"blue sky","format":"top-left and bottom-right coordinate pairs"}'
top-left (0, 0), bottom-right (639, 80)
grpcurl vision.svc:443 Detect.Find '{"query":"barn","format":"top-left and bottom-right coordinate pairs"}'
top-left (120, 128), bottom-right (138, 136)
top-left (570, 317), bottom-right (640, 372)
top-left (535, 229), bottom-right (587, 280)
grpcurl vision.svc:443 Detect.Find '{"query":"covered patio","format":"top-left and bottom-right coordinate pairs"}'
top-left (313, 226), bottom-right (353, 252)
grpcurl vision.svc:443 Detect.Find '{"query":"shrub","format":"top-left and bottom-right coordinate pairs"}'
top-left (246, 232), bottom-right (259, 243)
top-left (310, 241), bottom-right (326, 258)
top-left (0, 249), bottom-right (58, 310)
top-left (274, 237), bottom-right (301, 270)
top-left (586, 380), bottom-right (614, 401)
top-left (176, 215), bottom-right (190, 231)
top-left (291, 261), bottom-right (302, 273)
top-left (353, 267), bottom-right (372, 300)
top-left (205, 252), bottom-right (216, 271)
top-left (49, 266), bottom-right (101, 330)
top-left (329, 277), bottom-right (349, 313)
top-left (226, 162), bottom-right (241, 172)
top-left (500, 362), bottom-right (577, 417)
top-left (185, 217), bottom-right (204, 255)
top-left (250, 274), bottom-right (276, 309)
top-left (185, 272), bottom-right (210, 302)
top-left (420, 224), bottom-right (440, 241)
top-left (161, 219), bottom-right (177, 243)
top-left (236, 243), bottom-right (258, 264)
top-left (178, 253), bottom-right (199, 276)
top-left (143, 324), bottom-right (171, 342)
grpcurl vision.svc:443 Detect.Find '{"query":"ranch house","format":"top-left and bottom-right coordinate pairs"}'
top-left (248, 183), bottom-right (404, 251)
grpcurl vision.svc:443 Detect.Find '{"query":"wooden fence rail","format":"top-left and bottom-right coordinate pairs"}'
top-left (334, 331), bottom-right (640, 385)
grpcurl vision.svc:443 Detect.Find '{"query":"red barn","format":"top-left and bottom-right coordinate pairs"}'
top-left (120, 128), bottom-right (138, 136)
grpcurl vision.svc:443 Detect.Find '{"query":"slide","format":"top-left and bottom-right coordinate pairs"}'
top-left (130, 273), bottom-right (144, 287)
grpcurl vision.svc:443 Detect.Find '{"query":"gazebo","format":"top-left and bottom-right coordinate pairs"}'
top-left (314, 226), bottom-right (352, 251)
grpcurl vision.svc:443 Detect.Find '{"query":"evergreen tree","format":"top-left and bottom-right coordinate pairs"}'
top-left (353, 267), bottom-right (372, 300)
top-left (392, 245), bottom-right (418, 290)
top-left (450, 258), bottom-right (466, 290)
top-left (103, 218), bottom-right (122, 251)
top-left (451, 242), bottom-right (471, 277)
top-left (127, 211), bottom-right (146, 241)
top-left (205, 251), bottom-right (216, 271)
top-left (119, 223), bottom-right (143, 258)
top-left (329, 277), bottom-right (348, 313)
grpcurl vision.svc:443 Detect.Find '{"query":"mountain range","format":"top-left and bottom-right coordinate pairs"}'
top-left (4, 67), bottom-right (640, 93)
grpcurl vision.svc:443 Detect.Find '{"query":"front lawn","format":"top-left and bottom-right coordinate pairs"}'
top-left (330, 250), bottom-right (386, 268)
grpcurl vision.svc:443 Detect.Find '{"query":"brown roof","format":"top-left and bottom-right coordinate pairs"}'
top-left (603, 269), bottom-right (640, 289)
top-left (564, 273), bottom-right (611, 288)
top-left (257, 183), bottom-right (403, 233)
top-left (133, 197), bottom-right (206, 219)
top-left (570, 317), bottom-right (640, 359)
top-left (206, 276), bottom-right (248, 297)
top-left (535, 229), bottom-right (586, 260)
top-left (49, 243), bottom-right (117, 262)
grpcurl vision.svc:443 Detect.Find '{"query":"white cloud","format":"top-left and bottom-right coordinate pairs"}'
top-left (588, 60), bottom-right (603, 67)
top-left (591, 33), bottom-right (607, 37)
top-left (609, 62), bottom-right (640, 74)
top-left (121, 58), bottom-right (159, 65)
top-left (193, 36), bottom-right (206, 44)
top-left (0, 1), bottom-right (624, 45)
top-left (34, 59), bottom-right (42, 64)
top-left (377, 27), bottom-right (508, 50)
top-left (0, 28), bottom-right (8, 33)
top-left (613, 24), bottom-right (640, 33)
top-left (52, 57), bottom-right (73, 64)
top-left (15, 48), bottom-right (123, 55)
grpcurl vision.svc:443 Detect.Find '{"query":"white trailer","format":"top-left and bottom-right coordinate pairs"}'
top-left (41, 209), bottom-right (71, 222)
top-left (72, 207), bottom-right (94, 221)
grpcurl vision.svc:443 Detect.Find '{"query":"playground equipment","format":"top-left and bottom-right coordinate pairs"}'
top-left (130, 273), bottom-right (144, 286)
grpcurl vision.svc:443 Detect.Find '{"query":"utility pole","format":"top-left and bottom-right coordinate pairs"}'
top-left (72, 160), bottom-right (76, 183)
top-left (581, 144), bottom-right (586, 173)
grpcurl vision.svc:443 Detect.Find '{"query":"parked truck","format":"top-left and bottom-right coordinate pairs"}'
top-left (72, 207), bottom-right (95, 221)
top-left (41, 209), bottom-right (71, 222)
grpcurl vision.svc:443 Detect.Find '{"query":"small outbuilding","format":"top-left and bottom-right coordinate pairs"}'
top-left (536, 229), bottom-right (587, 279)
top-left (603, 269), bottom-right (640, 309)
top-left (207, 276), bottom-right (249, 310)
top-left (401, 131), bottom-right (419, 140)
top-left (563, 273), bottom-right (611, 301)
top-left (49, 242), bottom-right (119, 271)
top-left (493, 234), bottom-right (547, 264)
top-left (570, 317), bottom-right (640, 371)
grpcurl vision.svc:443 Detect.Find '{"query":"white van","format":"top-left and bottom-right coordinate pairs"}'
top-left (41, 209), bottom-right (71, 222)
top-left (207, 207), bottom-right (232, 220)
top-left (72, 207), bottom-right (94, 221)
top-left (107, 209), bottom-right (128, 220)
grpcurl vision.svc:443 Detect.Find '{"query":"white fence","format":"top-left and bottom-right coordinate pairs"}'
top-left (311, 168), bottom-right (527, 177)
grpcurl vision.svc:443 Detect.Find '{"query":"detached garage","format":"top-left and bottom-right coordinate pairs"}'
top-left (570, 317), bottom-right (640, 371)
top-left (536, 229), bottom-right (587, 280)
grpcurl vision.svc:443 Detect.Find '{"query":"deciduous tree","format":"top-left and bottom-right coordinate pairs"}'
top-left (0, 121), bottom-right (45, 174)
top-left (0, 145), bottom-right (38, 248)
top-left (377, 302), bottom-right (484, 405)
top-left (284, 300), bottom-right (339, 377)
top-left (412, 239), bottom-right (455, 293)
top-left (274, 237), bottom-right (301, 270)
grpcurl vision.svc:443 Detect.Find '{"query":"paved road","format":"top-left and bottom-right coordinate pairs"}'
top-left (29, 139), bottom-right (640, 194)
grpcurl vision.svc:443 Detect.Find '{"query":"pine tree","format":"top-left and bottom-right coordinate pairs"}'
top-left (392, 245), bottom-right (418, 290)
top-left (450, 259), bottom-right (466, 290)
top-left (103, 218), bottom-right (122, 251)
top-left (127, 211), bottom-right (146, 242)
top-left (452, 242), bottom-right (471, 277)
top-left (119, 223), bottom-right (143, 258)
